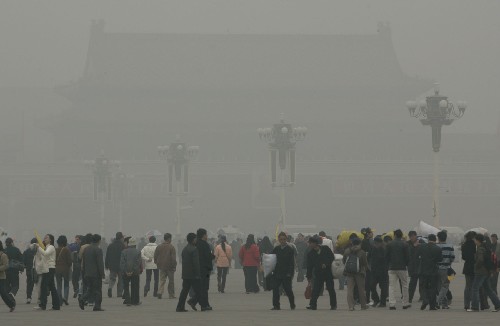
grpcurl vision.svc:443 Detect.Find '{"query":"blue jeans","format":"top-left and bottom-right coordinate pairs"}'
top-left (471, 274), bottom-right (500, 310)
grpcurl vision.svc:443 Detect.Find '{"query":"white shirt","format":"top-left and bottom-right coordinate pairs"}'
top-left (141, 243), bottom-right (158, 270)
top-left (321, 237), bottom-right (334, 251)
top-left (38, 244), bottom-right (56, 269)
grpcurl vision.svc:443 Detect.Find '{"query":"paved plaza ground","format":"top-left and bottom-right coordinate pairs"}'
top-left (1, 263), bottom-right (498, 325)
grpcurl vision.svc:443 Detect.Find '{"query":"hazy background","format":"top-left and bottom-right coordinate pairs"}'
top-left (1, 0), bottom-right (500, 240)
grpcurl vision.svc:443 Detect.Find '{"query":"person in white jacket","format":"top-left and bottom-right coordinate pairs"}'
top-left (141, 236), bottom-right (158, 297)
top-left (32, 234), bottom-right (60, 310)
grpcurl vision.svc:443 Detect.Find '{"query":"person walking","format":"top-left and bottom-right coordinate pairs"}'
top-left (295, 234), bottom-right (308, 283)
top-left (436, 231), bottom-right (455, 309)
top-left (4, 238), bottom-right (23, 298)
top-left (490, 234), bottom-right (500, 294)
top-left (369, 236), bottom-right (388, 307)
top-left (78, 234), bottom-right (105, 311)
top-left (239, 234), bottom-right (260, 294)
top-left (68, 235), bottom-right (82, 298)
top-left (306, 235), bottom-right (337, 310)
top-left (407, 230), bottom-right (423, 303)
top-left (343, 238), bottom-right (369, 311)
top-left (385, 229), bottom-right (410, 310)
top-left (105, 232), bottom-right (125, 298)
top-left (270, 232), bottom-right (296, 310)
top-left (188, 228), bottom-right (214, 311)
top-left (55, 235), bottom-right (72, 306)
top-left (23, 238), bottom-right (38, 304)
top-left (176, 233), bottom-right (202, 312)
top-left (33, 234), bottom-right (61, 311)
top-left (214, 235), bottom-right (232, 294)
top-left (141, 236), bottom-right (159, 297)
top-left (416, 234), bottom-right (442, 310)
top-left (121, 237), bottom-right (142, 306)
top-left (258, 236), bottom-right (274, 290)
top-left (468, 233), bottom-right (500, 312)
top-left (0, 240), bottom-right (16, 312)
top-left (154, 233), bottom-right (177, 299)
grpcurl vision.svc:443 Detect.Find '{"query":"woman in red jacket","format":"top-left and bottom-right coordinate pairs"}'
top-left (239, 234), bottom-right (260, 293)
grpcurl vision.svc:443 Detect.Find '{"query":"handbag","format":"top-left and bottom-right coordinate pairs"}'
top-left (304, 282), bottom-right (312, 299)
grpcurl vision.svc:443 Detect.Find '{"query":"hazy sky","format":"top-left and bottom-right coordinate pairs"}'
top-left (1, 0), bottom-right (499, 133)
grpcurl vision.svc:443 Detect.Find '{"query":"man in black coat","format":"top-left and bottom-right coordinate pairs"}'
top-left (4, 238), bottom-right (23, 297)
top-left (416, 234), bottom-right (442, 310)
top-left (79, 234), bottom-right (105, 311)
top-left (176, 233), bottom-right (202, 312)
top-left (407, 231), bottom-right (423, 303)
top-left (369, 236), bottom-right (389, 307)
top-left (271, 232), bottom-right (296, 310)
top-left (187, 228), bottom-right (214, 311)
top-left (22, 238), bottom-right (38, 304)
top-left (306, 235), bottom-right (337, 310)
top-left (105, 232), bottom-right (125, 298)
top-left (385, 229), bottom-right (410, 309)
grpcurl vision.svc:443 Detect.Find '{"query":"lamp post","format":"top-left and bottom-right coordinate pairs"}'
top-left (85, 154), bottom-right (120, 236)
top-left (406, 84), bottom-right (466, 227)
top-left (258, 114), bottom-right (306, 230)
top-left (158, 136), bottom-right (199, 236)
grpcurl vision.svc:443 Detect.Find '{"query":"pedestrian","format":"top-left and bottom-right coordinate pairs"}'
top-left (306, 235), bottom-right (337, 310)
top-left (141, 236), bottom-right (159, 297)
top-left (369, 236), bottom-right (388, 307)
top-left (79, 233), bottom-right (94, 305)
top-left (33, 234), bottom-right (61, 311)
top-left (270, 232), bottom-right (295, 310)
top-left (343, 237), bottom-right (369, 311)
top-left (176, 233), bottom-right (202, 312)
top-left (120, 237), bottom-right (142, 306)
top-left (154, 233), bottom-right (177, 300)
top-left (23, 238), bottom-right (38, 304)
top-left (105, 232), bottom-right (125, 298)
top-left (68, 235), bottom-right (82, 298)
top-left (239, 234), bottom-right (261, 294)
top-left (361, 228), bottom-right (374, 304)
top-left (232, 238), bottom-right (243, 269)
top-left (416, 234), bottom-right (442, 310)
top-left (4, 238), bottom-right (23, 298)
top-left (385, 229), bottom-right (410, 310)
top-left (258, 236), bottom-right (273, 290)
top-left (295, 233), bottom-right (308, 283)
top-left (407, 230), bottom-right (423, 303)
top-left (78, 234), bottom-right (105, 311)
top-left (436, 231), bottom-right (455, 309)
top-left (490, 234), bottom-right (500, 294)
top-left (187, 228), bottom-right (214, 311)
top-left (55, 235), bottom-right (72, 306)
top-left (0, 240), bottom-right (16, 312)
top-left (468, 233), bottom-right (500, 312)
top-left (214, 235), bottom-right (232, 293)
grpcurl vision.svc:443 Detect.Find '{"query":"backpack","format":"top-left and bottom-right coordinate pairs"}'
top-left (484, 247), bottom-right (496, 272)
top-left (344, 253), bottom-right (360, 274)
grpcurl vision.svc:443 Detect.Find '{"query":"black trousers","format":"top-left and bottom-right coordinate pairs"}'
top-left (82, 276), bottom-right (102, 309)
top-left (420, 274), bottom-right (439, 309)
top-left (273, 277), bottom-right (295, 308)
top-left (26, 269), bottom-right (35, 299)
top-left (177, 278), bottom-right (202, 310)
top-left (408, 274), bottom-right (423, 302)
top-left (122, 274), bottom-right (140, 305)
top-left (243, 266), bottom-right (259, 293)
top-left (144, 269), bottom-right (159, 296)
top-left (310, 275), bottom-right (337, 308)
top-left (217, 267), bottom-right (229, 292)
top-left (364, 270), bottom-right (372, 302)
top-left (190, 272), bottom-right (210, 308)
top-left (40, 268), bottom-right (60, 310)
top-left (6, 270), bottom-right (20, 296)
top-left (0, 279), bottom-right (15, 309)
top-left (72, 265), bottom-right (81, 294)
top-left (370, 272), bottom-right (388, 304)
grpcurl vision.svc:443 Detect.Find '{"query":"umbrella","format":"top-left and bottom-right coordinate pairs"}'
top-left (145, 230), bottom-right (162, 239)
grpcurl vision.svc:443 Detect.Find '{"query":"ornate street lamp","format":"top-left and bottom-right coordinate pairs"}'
top-left (258, 114), bottom-right (306, 229)
top-left (158, 136), bottom-right (199, 236)
top-left (85, 154), bottom-right (120, 236)
top-left (406, 84), bottom-right (466, 227)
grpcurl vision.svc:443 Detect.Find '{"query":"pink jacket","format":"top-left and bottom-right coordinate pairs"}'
top-left (214, 243), bottom-right (232, 268)
top-left (239, 244), bottom-right (260, 267)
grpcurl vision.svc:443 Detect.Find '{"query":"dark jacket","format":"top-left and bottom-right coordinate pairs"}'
top-left (23, 247), bottom-right (37, 271)
top-left (474, 244), bottom-right (489, 276)
top-left (271, 245), bottom-right (295, 278)
top-left (294, 239), bottom-right (308, 266)
top-left (416, 242), bottom-right (442, 276)
top-left (343, 244), bottom-right (369, 276)
top-left (4, 246), bottom-right (23, 269)
top-left (461, 239), bottom-right (476, 276)
top-left (306, 245), bottom-right (334, 280)
top-left (82, 243), bottom-right (105, 279)
top-left (181, 243), bottom-right (201, 279)
top-left (55, 246), bottom-right (72, 276)
top-left (196, 239), bottom-right (214, 274)
top-left (105, 239), bottom-right (124, 271)
top-left (369, 245), bottom-right (388, 275)
top-left (154, 242), bottom-right (177, 272)
top-left (407, 240), bottom-right (420, 276)
top-left (120, 247), bottom-right (142, 276)
top-left (385, 238), bottom-right (409, 270)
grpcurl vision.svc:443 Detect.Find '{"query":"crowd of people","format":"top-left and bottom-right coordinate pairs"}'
top-left (1, 226), bottom-right (500, 314)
